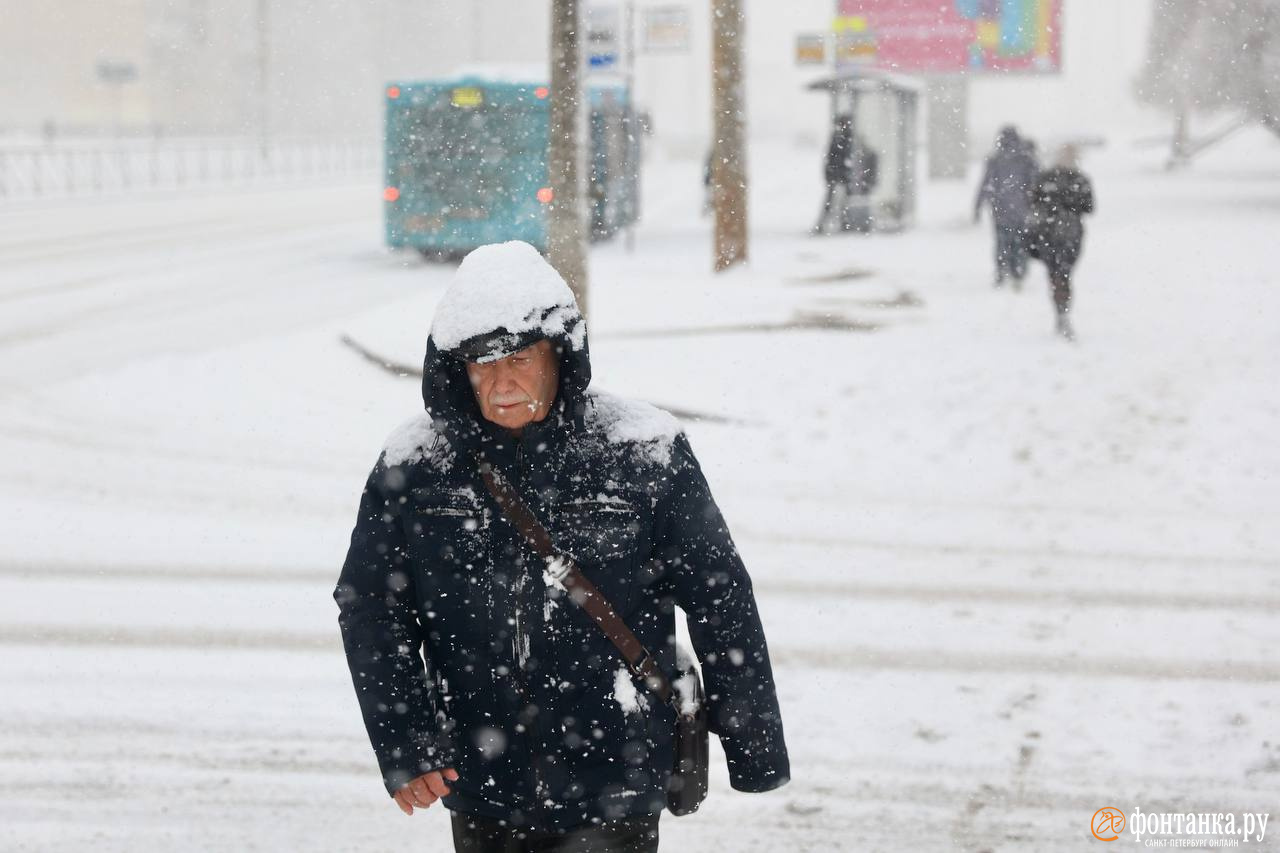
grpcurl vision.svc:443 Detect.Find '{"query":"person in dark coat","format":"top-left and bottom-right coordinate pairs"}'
top-left (333, 241), bottom-right (790, 851)
top-left (812, 117), bottom-right (881, 235)
top-left (1025, 145), bottom-right (1095, 340)
top-left (974, 125), bottom-right (1039, 289)
top-left (812, 114), bottom-right (854, 235)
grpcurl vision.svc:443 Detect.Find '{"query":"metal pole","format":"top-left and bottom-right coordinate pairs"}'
top-left (624, 0), bottom-right (636, 253)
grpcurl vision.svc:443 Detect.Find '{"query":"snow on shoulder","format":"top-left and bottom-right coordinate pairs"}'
top-left (430, 241), bottom-right (586, 354)
top-left (585, 390), bottom-right (682, 466)
top-left (382, 412), bottom-right (454, 471)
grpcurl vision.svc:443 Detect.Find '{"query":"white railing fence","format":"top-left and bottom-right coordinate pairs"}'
top-left (0, 137), bottom-right (381, 200)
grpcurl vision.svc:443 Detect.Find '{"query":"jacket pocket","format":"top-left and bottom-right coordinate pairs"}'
top-left (552, 498), bottom-right (642, 615)
top-left (405, 486), bottom-right (489, 597)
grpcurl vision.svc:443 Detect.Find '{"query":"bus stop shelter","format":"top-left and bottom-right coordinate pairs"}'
top-left (807, 68), bottom-right (920, 232)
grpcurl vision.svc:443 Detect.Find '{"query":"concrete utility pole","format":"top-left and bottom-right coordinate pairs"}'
top-left (257, 0), bottom-right (270, 159)
top-left (547, 0), bottom-right (590, 317)
top-left (926, 76), bottom-right (968, 180)
top-left (710, 0), bottom-right (747, 271)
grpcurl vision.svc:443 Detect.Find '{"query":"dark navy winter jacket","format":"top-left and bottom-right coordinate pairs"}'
top-left (1027, 166), bottom-right (1095, 269)
top-left (334, 323), bottom-right (790, 831)
top-left (975, 141), bottom-right (1039, 229)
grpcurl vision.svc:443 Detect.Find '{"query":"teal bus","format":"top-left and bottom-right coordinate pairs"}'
top-left (383, 72), bottom-right (640, 256)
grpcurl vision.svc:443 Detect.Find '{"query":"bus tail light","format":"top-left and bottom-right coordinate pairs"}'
top-left (383, 187), bottom-right (401, 202)
top-left (536, 187), bottom-right (554, 204)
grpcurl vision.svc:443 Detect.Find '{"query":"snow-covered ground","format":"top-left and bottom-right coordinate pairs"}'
top-left (1, 130), bottom-right (1277, 852)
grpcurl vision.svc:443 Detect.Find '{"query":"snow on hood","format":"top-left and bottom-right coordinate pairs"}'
top-left (394, 240), bottom-right (683, 468)
top-left (420, 241), bottom-right (592, 451)
top-left (430, 241), bottom-right (586, 359)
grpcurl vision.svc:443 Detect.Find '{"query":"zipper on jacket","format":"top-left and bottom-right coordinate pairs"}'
top-left (507, 445), bottom-right (547, 827)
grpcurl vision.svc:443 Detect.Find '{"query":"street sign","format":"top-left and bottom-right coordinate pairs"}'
top-left (96, 59), bottom-right (139, 84)
top-left (642, 5), bottom-right (690, 53)
top-left (588, 4), bottom-right (621, 72)
top-left (795, 34), bottom-right (827, 65)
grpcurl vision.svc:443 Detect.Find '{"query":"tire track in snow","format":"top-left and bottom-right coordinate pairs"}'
top-left (737, 526), bottom-right (1280, 571)
top-left (1, 560), bottom-right (1277, 613)
top-left (0, 625), bottom-right (337, 652)
top-left (3, 625), bottom-right (1276, 683)
top-left (764, 485), bottom-right (1280, 524)
top-left (768, 645), bottom-right (1280, 683)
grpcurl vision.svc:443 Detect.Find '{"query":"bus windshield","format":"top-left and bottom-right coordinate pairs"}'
top-left (394, 94), bottom-right (542, 216)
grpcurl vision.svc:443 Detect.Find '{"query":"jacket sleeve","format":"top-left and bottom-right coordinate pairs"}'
top-left (333, 461), bottom-right (455, 797)
top-left (974, 159), bottom-right (993, 216)
top-left (653, 433), bottom-right (791, 793)
top-left (1078, 175), bottom-right (1095, 215)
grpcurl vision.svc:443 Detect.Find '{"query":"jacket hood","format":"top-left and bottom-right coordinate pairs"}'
top-left (421, 241), bottom-right (592, 450)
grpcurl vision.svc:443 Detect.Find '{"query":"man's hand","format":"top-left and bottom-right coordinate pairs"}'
top-left (393, 768), bottom-right (459, 815)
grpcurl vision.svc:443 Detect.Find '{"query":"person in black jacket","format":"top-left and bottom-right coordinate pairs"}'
top-left (812, 116), bottom-right (882, 235)
top-left (333, 241), bottom-right (790, 852)
top-left (1025, 145), bottom-right (1095, 340)
top-left (974, 125), bottom-right (1039, 289)
top-left (812, 114), bottom-right (853, 235)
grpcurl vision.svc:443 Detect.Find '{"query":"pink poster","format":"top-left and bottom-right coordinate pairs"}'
top-left (835, 0), bottom-right (1061, 74)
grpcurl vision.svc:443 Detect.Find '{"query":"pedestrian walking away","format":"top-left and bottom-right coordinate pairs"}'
top-left (1025, 145), bottom-right (1096, 341)
top-left (974, 125), bottom-right (1039, 289)
top-left (812, 115), bottom-right (881, 235)
top-left (333, 240), bottom-right (791, 852)
top-left (812, 114), bottom-right (854, 235)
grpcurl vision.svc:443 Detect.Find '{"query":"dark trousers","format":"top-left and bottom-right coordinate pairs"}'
top-left (1045, 254), bottom-right (1074, 314)
top-left (813, 180), bottom-right (848, 233)
top-left (1050, 273), bottom-right (1071, 314)
top-left (814, 182), bottom-right (873, 234)
top-left (994, 222), bottom-right (1028, 282)
top-left (1046, 256), bottom-right (1075, 337)
top-left (451, 811), bottom-right (661, 853)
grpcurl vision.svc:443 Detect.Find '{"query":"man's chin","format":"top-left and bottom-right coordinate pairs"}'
top-left (485, 411), bottom-right (536, 431)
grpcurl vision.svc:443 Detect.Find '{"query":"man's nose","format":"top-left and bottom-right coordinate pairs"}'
top-left (492, 367), bottom-right (519, 390)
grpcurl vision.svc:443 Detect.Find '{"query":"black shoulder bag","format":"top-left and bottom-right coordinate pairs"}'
top-left (476, 459), bottom-right (710, 816)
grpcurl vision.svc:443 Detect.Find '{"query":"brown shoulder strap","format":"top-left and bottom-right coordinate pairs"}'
top-left (477, 459), bottom-right (675, 708)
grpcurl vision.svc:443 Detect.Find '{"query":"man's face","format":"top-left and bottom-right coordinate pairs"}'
top-left (465, 339), bottom-right (560, 432)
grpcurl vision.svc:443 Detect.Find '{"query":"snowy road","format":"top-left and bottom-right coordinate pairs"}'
top-left (1, 134), bottom-right (1278, 851)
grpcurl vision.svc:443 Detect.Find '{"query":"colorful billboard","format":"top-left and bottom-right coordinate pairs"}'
top-left (834, 0), bottom-right (1061, 74)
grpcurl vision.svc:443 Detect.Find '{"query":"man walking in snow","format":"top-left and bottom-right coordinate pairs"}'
top-left (812, 114), bottom-right (855, 235)
top-left (334, 241), bottom-right (790, 852)
top-left (1025, 144), bottom-right (1095, 340)
top-left (974, 125), bottom-right (1039, 289)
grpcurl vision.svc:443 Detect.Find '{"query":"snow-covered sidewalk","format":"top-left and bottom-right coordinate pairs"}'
top-left (0, 130), bottom-right (1277, 851)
